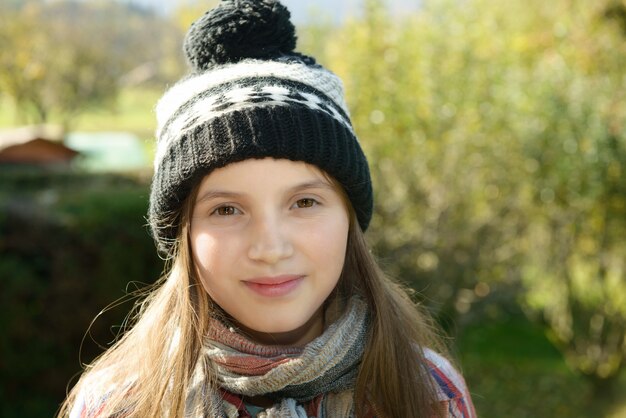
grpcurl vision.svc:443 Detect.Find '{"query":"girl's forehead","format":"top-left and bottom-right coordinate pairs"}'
top-left (197, 158), bottom-right (333, 192)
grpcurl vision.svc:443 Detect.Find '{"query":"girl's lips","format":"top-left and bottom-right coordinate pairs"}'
top-left (243, 275), bottom-right (304, 297)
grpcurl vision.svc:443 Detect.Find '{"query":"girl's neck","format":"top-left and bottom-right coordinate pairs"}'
top-left (235, 306), bottom-right (324, 346)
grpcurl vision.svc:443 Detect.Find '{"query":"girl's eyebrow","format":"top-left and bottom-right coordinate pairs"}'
top-left (196, 180), bottom-right (334, 203)
top-left (196, 190), bottom-right (243, 203)
top-left (287, 180), bottom-right (334, 194)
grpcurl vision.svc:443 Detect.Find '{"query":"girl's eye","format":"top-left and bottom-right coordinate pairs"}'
top-left (213, 206), bottom-right (239, 216)
top-left (294, 198), bottom-right (317, 209)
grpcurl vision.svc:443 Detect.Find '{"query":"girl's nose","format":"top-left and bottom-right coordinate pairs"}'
top-left (247, 214), bottom-right (294, 264)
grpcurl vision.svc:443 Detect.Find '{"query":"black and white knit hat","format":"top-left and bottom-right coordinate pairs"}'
top-left (149, 0), bottom-right (372, 255)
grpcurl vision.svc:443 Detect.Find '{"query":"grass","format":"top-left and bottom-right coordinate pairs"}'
top-left (72, 87), bottom-right (160, 138)
top-left (457, 317), bottom-right (626, 418)
top-left (0, 87), bottom-right (160, 139)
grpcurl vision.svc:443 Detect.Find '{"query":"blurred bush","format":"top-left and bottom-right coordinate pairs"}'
top-left (0, 169), bottom-right (163, 417)
top-left (320, 0), bottom-right (626, 399)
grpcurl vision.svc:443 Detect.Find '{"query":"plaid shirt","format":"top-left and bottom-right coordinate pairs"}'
top-left (425, 348), bottom-right (477, 418)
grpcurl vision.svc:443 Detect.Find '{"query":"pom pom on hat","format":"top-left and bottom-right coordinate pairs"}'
top-left (183, 0), bottom-right (297, 71)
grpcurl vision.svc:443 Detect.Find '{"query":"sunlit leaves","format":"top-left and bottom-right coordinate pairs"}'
top-left (320, 0), bottom-right (626, 386)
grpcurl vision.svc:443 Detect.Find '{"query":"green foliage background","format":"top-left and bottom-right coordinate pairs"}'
top-left (0, 171), bottom-right (163, 417)
top-left (1, 0), bottom-right (625, 417)
top-left (319, 0), bottom-right (626, 414)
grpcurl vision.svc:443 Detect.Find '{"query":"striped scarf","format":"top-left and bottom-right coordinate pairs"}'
top-left (185, 298), bottom-right (369, 417)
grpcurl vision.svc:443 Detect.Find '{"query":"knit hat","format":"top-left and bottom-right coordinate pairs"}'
top-left (149, 0), bottom-right (372, 255)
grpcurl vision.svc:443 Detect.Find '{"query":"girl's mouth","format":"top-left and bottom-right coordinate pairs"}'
top-left (243, 275), bottom-right (304, 297)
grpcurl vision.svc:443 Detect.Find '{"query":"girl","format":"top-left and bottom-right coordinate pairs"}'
top-left (59, 1), bottom-right (475, 417)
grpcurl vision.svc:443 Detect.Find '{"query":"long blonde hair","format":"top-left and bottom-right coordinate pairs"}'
top-left (58, 179), bottom-right (445, 418)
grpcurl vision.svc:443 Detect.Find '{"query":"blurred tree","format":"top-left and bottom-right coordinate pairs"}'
top-left (327, 0), bottom-right (529, 330)
top-left (324, 0), bottom-right (626, 396)
top-left (513, 0), bottom-right (626, 397)
top-left (0, 3), bottom-right (50, 123)
top-left (604, 0), bottom-right (626, 35)
top-left (0, 1), bottom-right (183, 128)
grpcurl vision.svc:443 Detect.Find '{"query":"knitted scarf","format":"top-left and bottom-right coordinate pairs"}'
top-left (184, 297), bottom-right (369, 418)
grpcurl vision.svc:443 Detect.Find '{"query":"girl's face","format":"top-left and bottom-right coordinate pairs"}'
top-left (190, 158), bottom-right (349, 346)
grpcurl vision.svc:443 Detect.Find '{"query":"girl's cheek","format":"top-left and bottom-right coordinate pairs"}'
top-left (191, 233), bottom-right (223, 264)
